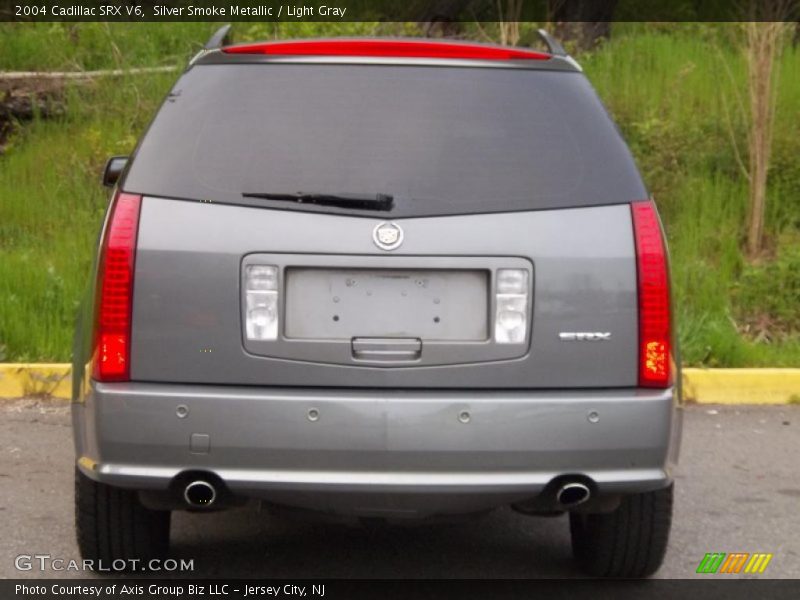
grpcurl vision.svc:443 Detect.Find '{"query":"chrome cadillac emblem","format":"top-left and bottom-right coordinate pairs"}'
top-left (373, 221), bottom-right (404, 251)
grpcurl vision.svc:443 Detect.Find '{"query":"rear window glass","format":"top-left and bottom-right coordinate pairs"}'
top-left (124, 64), bottom-right (646, 217)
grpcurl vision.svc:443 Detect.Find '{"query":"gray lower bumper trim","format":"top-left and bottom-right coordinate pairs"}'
top-left (74, 382), bottom-right (679, 513)
top-left (85, 464), bottom-right (669, 495)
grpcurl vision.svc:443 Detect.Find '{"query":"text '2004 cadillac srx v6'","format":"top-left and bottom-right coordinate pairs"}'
top-left (72, 29), bottom-right (682, 578)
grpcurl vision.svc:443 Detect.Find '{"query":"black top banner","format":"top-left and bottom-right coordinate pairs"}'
top-left (1, 0), bottom-right (799, 22)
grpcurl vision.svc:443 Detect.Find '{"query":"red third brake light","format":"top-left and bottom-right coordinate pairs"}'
top-left (631, 200), bottom-right (672, 388)
top-left (222, 39), bottom-right (551, 61)
top-left (93, 192), bottom-right (142, 382)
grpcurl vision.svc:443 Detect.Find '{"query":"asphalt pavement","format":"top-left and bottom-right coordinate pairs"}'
top-left (1, 399), bottom-right (798, 579)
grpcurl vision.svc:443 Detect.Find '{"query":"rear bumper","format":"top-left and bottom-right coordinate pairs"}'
top-left (73, 383), bottom-right (681, 516)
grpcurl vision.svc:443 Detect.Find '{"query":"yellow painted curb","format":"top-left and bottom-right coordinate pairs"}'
top-left (0, 364), bottom-right (71, 399)
top-left (682, 368), bottom-right (800, 405)
top-left (0, 364), bottom-right (798, 404)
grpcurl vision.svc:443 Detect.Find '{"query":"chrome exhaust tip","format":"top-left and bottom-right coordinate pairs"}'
top-left (556, 482), bottom-right (591, 507)
top-left (184, 480), bottom-right (217, 507)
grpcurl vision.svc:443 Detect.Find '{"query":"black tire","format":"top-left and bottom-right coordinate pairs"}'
top-left (75, 468), bottom-right (171, 566)
top-left (569, 484), bottom-right (673, 578)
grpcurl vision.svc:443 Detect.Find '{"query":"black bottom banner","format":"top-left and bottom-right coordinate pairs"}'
top-left (4, 579), bottom-right (800, 600)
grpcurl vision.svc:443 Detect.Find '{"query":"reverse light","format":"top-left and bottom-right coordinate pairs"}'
top-left (494, 269), bottom-right (530, 344)
top-left (632, 201), bottom-right (672, 388)
top-left (222, 39), bottom-right (551, 61)
top-left (244, 265), bottom-right (279, 341)
top-left (93, 192), bottom-right (142, 382)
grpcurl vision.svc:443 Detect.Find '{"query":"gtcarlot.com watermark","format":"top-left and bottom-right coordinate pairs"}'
top-left (15, 553), bottom-right (194, 573)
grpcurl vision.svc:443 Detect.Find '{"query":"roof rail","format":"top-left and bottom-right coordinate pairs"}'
top-left (536, 29), bottom-right (566, 56)
top-left (204, 24), bottom-right (232, 50)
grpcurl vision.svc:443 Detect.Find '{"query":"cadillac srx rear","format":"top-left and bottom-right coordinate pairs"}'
top-left (72, 32), bottom-right (682, 577)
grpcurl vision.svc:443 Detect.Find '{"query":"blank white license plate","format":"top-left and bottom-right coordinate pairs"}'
top-left (284, 268), bottom-right (488, 341)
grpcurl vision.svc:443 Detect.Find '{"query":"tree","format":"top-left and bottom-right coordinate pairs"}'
top-left (743, 4), bottom-right (792, 257)
top-left (497, 0), bottom-right (524, 46)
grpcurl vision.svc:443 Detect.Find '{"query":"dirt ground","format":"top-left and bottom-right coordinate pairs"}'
top-left (0, 76), bottom-right (65, 152)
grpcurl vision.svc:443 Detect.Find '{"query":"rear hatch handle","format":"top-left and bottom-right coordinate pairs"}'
top-left (351, 338), bottom-right (422, 362)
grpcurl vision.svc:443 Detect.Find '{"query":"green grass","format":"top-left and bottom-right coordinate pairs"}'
top-left (0, 23), bottom-right (798, 366)
top-left (582, 25), bottom-right (800, 366)
top-left (0, 71), bottom-right (179, 361)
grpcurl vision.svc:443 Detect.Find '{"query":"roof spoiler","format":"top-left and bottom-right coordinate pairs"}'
top-left (204, 24), bottom-right (232, 50)
top-left (204, 25), bottom-right (564, 56)
top-left (191, 25), bottom-right (579, 72)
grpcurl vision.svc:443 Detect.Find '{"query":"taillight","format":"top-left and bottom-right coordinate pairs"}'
top-left (631, 200), bottom-right (672, 388)
top-left (222, 39), bottom-right (551, 61)
top-left (92, 192), bottom-right (142, 382)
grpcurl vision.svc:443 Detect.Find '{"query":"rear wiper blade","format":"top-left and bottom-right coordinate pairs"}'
top-left (242, 191), bottom-right (394, 211)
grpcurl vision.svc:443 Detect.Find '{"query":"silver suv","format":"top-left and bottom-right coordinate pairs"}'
top-left (72, 29), bottom-right (682, 578)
